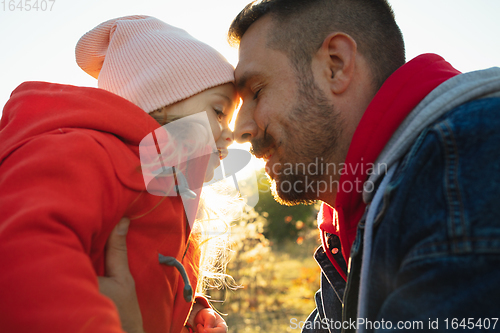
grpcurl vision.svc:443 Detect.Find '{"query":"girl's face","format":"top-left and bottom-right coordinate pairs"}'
top-left (155, 82), bottom-right (238, 181)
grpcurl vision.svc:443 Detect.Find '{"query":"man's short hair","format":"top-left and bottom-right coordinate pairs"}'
top-left (228, 0), bottom-right (405, 90)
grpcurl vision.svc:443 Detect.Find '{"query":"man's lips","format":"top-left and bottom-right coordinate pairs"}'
top-left (254, 146), bottom-right (276, 162)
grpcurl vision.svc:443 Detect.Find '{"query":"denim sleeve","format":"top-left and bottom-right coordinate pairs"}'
top-left (301, 275), bottom-right (343, 333)
top-left (366, 98), bottom-right (500, 331)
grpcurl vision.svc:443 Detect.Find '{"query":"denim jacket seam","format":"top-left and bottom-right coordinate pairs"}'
top-left (434, 120), bottom-right (473, 254)
top-left (401, 236), bottom-right (500, 267)
top-left (372, 128), bottom-right (431, 230)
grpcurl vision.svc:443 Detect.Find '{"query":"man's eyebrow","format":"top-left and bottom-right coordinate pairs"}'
top-left (236, 71), bottom-right (259, 91)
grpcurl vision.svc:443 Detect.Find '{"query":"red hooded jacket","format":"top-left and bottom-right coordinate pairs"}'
top-left (0, 82), bottom-right (209, 333)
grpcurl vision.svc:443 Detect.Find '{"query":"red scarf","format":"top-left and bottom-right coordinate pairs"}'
top-left (318, 54), bottom-right (461, 280)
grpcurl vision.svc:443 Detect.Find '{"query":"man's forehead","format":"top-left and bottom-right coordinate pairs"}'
top-left (234, 49), bottom-right (260, 89)
top-left (234, 16), bottom-right (273, 84)
top-left (239, 14), bottom-right (272, 51)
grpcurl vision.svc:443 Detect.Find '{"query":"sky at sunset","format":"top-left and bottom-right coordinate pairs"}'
top-left (1, 0), bottom-right (499, 114)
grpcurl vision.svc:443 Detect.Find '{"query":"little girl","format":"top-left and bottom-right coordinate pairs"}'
top-left (0, 15), bottom-right (236, 333)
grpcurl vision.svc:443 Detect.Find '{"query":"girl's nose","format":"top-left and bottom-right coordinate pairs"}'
top-left (219, 127), bottom-right (234, 147)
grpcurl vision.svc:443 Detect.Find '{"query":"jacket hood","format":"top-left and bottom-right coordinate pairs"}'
top-left (0, 81), bottom-right (159, 162)
top-left (0, 81), bottom-right (161, 190)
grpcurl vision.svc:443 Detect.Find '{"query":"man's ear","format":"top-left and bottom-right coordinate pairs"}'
top-left (317, 32), bottom-right (357, 95)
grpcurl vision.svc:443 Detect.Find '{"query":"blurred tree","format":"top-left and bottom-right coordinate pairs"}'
top-left (254, 169), bottom-right (318, 244)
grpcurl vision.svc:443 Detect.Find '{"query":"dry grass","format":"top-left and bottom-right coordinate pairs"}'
top-left (205, 220), bottom-right (322, 333)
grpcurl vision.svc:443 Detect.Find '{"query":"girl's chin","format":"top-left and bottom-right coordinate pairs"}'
top-left (204, 153), bottom-right (220, 182)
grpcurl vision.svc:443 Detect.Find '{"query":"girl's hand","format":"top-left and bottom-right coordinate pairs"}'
top-left (98, 218), bottom-right (144, 333)
top-left (194, 308), bottom-right (228, 333)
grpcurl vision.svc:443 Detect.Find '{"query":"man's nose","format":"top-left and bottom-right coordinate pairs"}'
top-left (234, 107), bottom-right (258, 143)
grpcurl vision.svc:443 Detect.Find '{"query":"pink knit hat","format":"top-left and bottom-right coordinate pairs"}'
top-left (75, 15), bottom-right (235, 113)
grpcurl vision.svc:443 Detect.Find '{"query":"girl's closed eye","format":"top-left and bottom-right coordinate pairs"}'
top-left (213, 107), bottom-right (225, 122)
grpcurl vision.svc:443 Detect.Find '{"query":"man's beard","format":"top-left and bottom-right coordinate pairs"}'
top-left (253, 69), bottom-right (344, 206)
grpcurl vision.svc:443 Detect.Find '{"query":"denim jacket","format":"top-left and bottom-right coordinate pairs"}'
top-left (302, 68), bottom-right (500, 333)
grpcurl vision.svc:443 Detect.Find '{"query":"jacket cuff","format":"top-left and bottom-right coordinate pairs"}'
top-left (194, 294), bottom-right (211, 308)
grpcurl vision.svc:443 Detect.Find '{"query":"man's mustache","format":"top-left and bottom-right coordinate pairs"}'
top-left (249, 134), bottom-right (275, 157)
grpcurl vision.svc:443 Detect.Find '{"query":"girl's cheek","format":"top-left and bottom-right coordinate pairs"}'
top-left (211, 121), bottom-right (223, 142)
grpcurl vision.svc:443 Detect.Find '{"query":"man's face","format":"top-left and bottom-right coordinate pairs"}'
top-left (234, 16), bottom-right (346, 205)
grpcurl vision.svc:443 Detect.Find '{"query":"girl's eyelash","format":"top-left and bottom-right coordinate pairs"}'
top-left (213, 108), bottom-right (225, 119)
